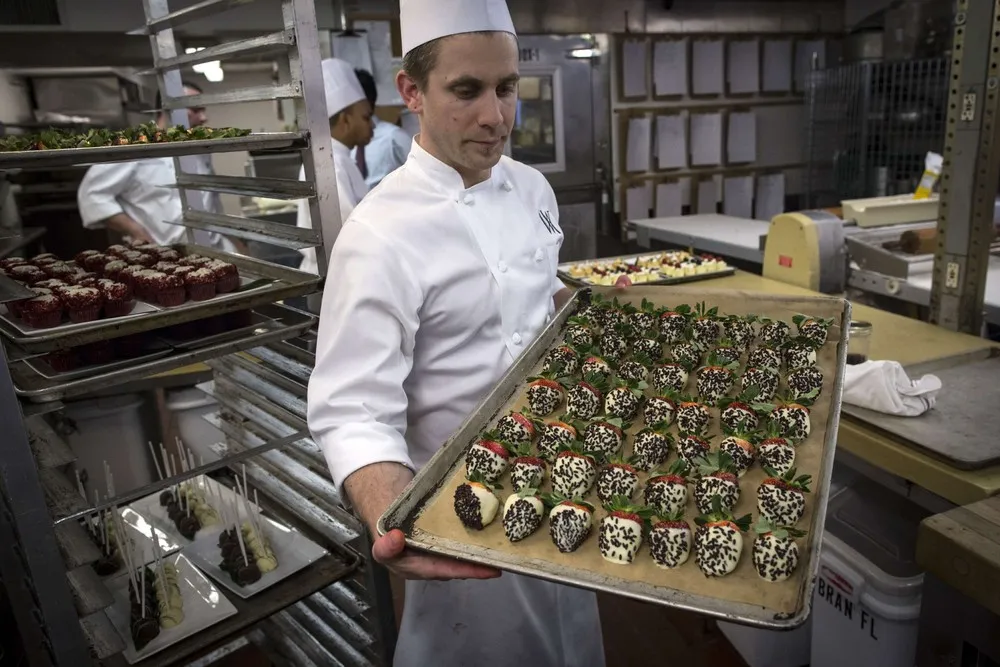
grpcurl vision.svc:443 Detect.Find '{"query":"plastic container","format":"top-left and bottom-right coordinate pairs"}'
top-left (718, 463), bottom-right (862, 667)
top-left (63, 394), bottom-right (152, 496)
top-left (165, 387), bottom-right (225, 463)
top-left (810, 480), bottom-right (929, 667)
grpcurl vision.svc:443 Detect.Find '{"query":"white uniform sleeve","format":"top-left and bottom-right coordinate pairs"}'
top-left (77, 162), bottom-right (138, 227)
top-left (307, 219), bottom-right (422, 492)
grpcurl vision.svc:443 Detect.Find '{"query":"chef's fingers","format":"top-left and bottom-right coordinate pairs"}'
top-left (373, 529), bottom-right (500, 580)
top-left (371, 528), bottom-right (408, 560)
top-left (615, 275), bottom-right (633, 287)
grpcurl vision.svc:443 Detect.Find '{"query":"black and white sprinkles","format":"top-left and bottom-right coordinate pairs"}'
top-left (757, 483), bottom-right (807, 526)
top-left (773, 405), bottom-right (811, 441)
top-left (677, 403), bottom-right (711, 435)
top-left (632, 429), bottom-right (671, 471)
top-left (721, 404), bottom-right (759, 432)
top-left (584, 421), bottom-right (625, 458)
top-left (605, 387), bottom-right (641, 420)
top-left (719, 437), bottom-right (756, 477)
top-left (643, 396), bottom-right (677, 427)
top-left (695, 524), bottom-right (743, 577)
top-left (581, 357), bottom-right (612, 383)
top-left (537, 423), bottom-right (576, 462)
top-left (565, 324), bottom-right (594, 348)
top-left (496, 413), bottom-right (533, 444)
top-left (542, 346), bottom-right (579, 375)
top-left (510, 458), bottom-right (545, 493)
top-left (671, 343), bottom-right (702, 370)
top-left (503, 494), bottom-right (544, 542)
top-left (454, 482), bottom-right (499, 530)
top-left (758, 441), bottom-right (795, 477)
top-left (617, 360), bottom-right (648, 383)
top-left (747, 346), bottom-right (782, 372)
top-left (759, 320), bottom-right (790, 348)
top-left (741, 366), bottom-right (779, 401)
top-left (552, 454), bottom-right (597, 497)
top-left (634, 337), bottom-right (662, 361)
top-left (566, 382), bottom-right (602, 419)
top-left (725, 318), bottom-right (756, 350)
top-left (643, 477), bottom-right (687, 517)
top-left (465, 442), bottom-right (508, 483)
top-left (677, 434), bottom-right (711, 467)
top-left (601, 331), bottom-right (628, 361)
top-left (549, 503), bottom-right (593, 553)
top-left (694, 475), bottom-right (740, 514)
top-left (783, 343), bottom-right (817, 370)
top-left (630, 311), bottom-right (656, 335)
top-left (649, 522), bottom-right (692, 568)
top-left (697, 367), bottom-right (734, 406)
top-left (650, 364), bottom-right (688, 392)
top-left (691, 318), bottom-right (721, 343)
top-left (599, 513), bottom-right (643, 564)
top-left (659, 313), bottom-right (688, 343)
top-left (527, 382), bottom-right (563, 416)
top-left (787, 366), bottom-right (823, 400)
top-left (597, 465), bottom-right (639, 504)
top-left (753, 533), bottom-right (800, 582)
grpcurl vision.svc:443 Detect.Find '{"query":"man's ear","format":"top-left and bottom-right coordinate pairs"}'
top-left (397, 70), bottom-right (423, 114)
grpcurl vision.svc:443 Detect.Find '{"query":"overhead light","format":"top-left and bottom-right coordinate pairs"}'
top-left (568, 48), bottom-right (599, 59)
top-left (184, 46), bottom-right (224, 82)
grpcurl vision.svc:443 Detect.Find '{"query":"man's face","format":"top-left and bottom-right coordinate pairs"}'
top-left (406, 32), bottom-right (518, 180)
top-left (344, 100), bottom-right (374, 148)
top-left (184, 86), bottom-right (208, 127)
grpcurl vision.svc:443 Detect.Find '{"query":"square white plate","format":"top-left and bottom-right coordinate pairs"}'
top-left (105, 553), bottom-right (237, 664)
top-left (184, 516), bottom-right (328, 599)
top-left (130, 476), bottom-right (258, 546)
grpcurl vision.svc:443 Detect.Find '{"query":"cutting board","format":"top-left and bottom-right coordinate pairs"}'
top-left (842, 349), bottom-right (1000, 470)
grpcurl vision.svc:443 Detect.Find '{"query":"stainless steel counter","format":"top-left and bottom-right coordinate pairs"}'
top-left (630, 214), bottom-right (769, 264)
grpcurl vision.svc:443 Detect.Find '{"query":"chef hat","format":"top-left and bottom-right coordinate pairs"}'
top-left (321, 58), bottom-right (366, 118)
top-left (400, 0), bottom-right (516, 57)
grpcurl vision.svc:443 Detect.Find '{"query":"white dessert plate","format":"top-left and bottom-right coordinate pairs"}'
top-left (184, 515), bottom-right (328, 599)
top-left (130, 476), bottom-right (259, 546)
top-left (106, 553), bottom-right (237, 664)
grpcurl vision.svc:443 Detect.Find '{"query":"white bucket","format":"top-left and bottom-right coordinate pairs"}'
top-left (165, 387), bottom-right (224, 462)
top-left (63, 394), bottom-right (152, 495)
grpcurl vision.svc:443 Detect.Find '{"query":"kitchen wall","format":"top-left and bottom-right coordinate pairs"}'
top-left (0, 70), bottom-right (32, 124)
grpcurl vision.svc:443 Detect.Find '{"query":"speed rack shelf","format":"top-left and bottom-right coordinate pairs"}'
top-left (0, 0), bottom-right (394, 665)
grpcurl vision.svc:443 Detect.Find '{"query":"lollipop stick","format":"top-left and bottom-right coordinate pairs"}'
top-left (233, 493), bottom-right (249, 566)
top-left (140, 552), bottom-right (146, 618)
top-left (74, 468), bottom-right (87, 501)
top-left (147, 441), bottom-right (164, 480)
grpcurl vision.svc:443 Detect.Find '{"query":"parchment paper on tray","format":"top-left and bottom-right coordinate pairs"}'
top-left (380, 286), bottom-right (850, 628)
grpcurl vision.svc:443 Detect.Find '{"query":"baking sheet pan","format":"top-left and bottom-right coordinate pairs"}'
top-left (380, 286), bottom-right (850, 628)
top-left (558, 252), bottom-right (736, 288)
top-left (0, 244), bottom-right (318, 353)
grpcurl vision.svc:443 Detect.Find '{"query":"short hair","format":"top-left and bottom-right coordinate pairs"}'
top-left (354, 68), bottom-right (377, 107)
top-left (155, 80), bottom-right (204, 112)
top-left (402, 31), bottom-right (515, 91)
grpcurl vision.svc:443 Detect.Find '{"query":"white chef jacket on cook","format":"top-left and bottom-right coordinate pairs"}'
top-left (78, 156), bottom-right (234, 252)
top-left (295, 138), bottom-right (368, 274)
top-left (308, 139), bottom-right (605, 667)
top-left (351, 116), bottom-right (412, 189)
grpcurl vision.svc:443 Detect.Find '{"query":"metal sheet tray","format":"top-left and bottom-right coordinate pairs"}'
top-left (0, 243), bottom-right (319, 352)
top-left (9, 303), bottom-right (316, 402)
top-left (379, 286), bottom-right (850, 628)
top-left (558, 252), bottom-right (736, 288)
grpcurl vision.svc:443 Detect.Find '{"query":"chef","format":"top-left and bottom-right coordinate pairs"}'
top-left (295, 58), bottom-right (373, 274)
top-left (351, 68), bottom-right (413, 189)
top-left (77, 82), bottom-right (244, 253)
top-left (307, 0), bottom-right (605, 665)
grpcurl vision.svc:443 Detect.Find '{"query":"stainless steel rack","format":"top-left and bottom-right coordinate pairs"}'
top-left (0, 0), bottom-right (394, 664)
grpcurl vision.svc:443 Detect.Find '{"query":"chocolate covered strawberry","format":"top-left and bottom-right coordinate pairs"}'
top-left (696, 353), bottom-right (738, 406)
top-left (580, 355), bottom-right (613, 384)
top-left (601, 297), bottom-right (628, 332)
top-left (551, 443), bottom-right (599, 498)
top-left (525, 371), bottom-right (567, 416)
top-left (600, 327), bottom-right (629, 361)
top-left (676, 398), bottom-right (711, 436)
top-left (694, 450), bottom-right (741, 513)
top-left (767, 391), bottom-right (818, 442)
top-left (548, 496), bottom-right (595, 553)
top-left (643, 460), bottom-right (690, 517)
top-left (740, 366), bottom-right (779, 402)
top-left (496, 409), bottom-right (538, 445)
top-left (605, 378), bottom-right (646, 421)
top-left (793, 313), bottom-right (834, 347)
top-left (787, 366), bottom-right (823, 400)
top-left (629, 298), bottom-right (659, 336)
top-left (690, 302), bottom-right (721, 344)
top-left (454, 473), bottom-right (501, 530)
top-left (747, 345), bottom-right (782, 372)
top-left (542, 344), bottom-right (580, 376)
top-left (694, 496), bottom-right (752, 577)
top-left (650, 362), bottom-right (689, 393)
top-left (712, 339), bottom-right (741, 367)
top-left (643, 389), bottom-right (678, 427)
top-left (719, 388), bottom-right (763, 432)
top-left (564, 315), bottom-right (596, 348)
top-left (757, 467), bottom-right (812, 526)
top-left (649, 513), bottom-right (692, 568)
top-left (584, 418), bottom-right (627, 459)
top-left (658, 304), bottom-right (691, 343)
top-left (632, 425), bottom-right (673, 471)
top-left (670, 342), bottom-right (702, 371)
top-left (599, 498), bottom-right (652, 564)
top-left (578, 293), bottom-right (610, 328)
top-left (677, 433), bottom-right (711, 468)
top-left (718, 428), bottom-right (758, 477)
top-left (465, 432), bottom-right (510, 483)
top-left (537, 417), bottom-right (581, 463)
top-left (753, 518), bottom-right (804, 583)
top-left (758, 318), bottom-right (790, 348)
top-left (566, 372), bottom-right (608, 420)
top-left (616, 357), bottom-right (649, 383)
top-left (597, 456), bottom-right (641, 504)
top-left (633, 336), bottom-right (663, 362)
top-left (502, 488), bottom-right (547, 542)
top-left (616, 301), bottom-right (641, 340)
top-left (782, 337), bottom-right (818, 370)
top-left (724, 313), bottom-right (757, 351)
top-left (509, 442), bottom-right (546, 493)
top-left (757, 425), bottom-right (796, 477)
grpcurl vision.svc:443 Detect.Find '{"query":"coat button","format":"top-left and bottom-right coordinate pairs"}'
top-left (534, 248), bottom-right (544, 263)
top-left (512, 332), bottom-right (522, 345)
top-left (498, 260), bottom-right (508, 273)
top-left (463, 194), bottom-right (474, 205)
top-left (501, 180), bottom-right (513, 192)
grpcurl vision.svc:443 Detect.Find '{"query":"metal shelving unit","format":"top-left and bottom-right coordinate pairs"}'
top-left (0, 0), bottom-right (395, 664)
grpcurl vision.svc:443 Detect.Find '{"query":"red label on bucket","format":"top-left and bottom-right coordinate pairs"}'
top-left (779, 255), bottom-right (793, 268)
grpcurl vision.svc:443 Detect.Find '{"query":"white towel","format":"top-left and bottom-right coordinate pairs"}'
top-left (842, 360), bottom-right (942, 417)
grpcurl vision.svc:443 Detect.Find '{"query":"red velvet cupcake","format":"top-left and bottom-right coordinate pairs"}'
top-left (119, 265), bottom-right (148, 292)
top-left (158, 249), bottom-right (181, 262)
top-left (59, 286), bottom-right (103, 323)
top-left (184, 267), bottom-right (217, 301)
top-left (73, 272), bottom-right (99, 287)
top-left (0, 257), bottom-right (28, 270)
top-left (119, 250), bottom-right (155, 267)
top-left (43, 262), bottom-right (79, 281)
top-left (75, 250), bottom-right (101, 266)
top-left (105, 244), bottom-right (130, 258)
top-left (43, 349), bottom-right (79, 373)
top-left (21, 292), bottom-right (63, 328)
top-left (10, 264), bottom-right (46, 285)
top-left (80, 341), bottom-right (114, 365)
top-left (31, 253), bottom-right (59, 265)
top-left (102, 259), bottom-right (128, 281)
top-left (35, 278), bottom-right (67, 291)
top-left (82, 253), bottom-right (110, 273)
top-left (134, 270), bottom-right (166, 301)
top-left (206, 259), bottom-right (239, 293)
top-left (97, 279), bottom-right (134, 318)
top-left (155, 273), bottom-right (186, 307)
top-left (153, 261), bottom-right (179, 274)
top-left (171, 265), bottom-right (196, 280)
top-left (178, 254), bottom-right (212, 267)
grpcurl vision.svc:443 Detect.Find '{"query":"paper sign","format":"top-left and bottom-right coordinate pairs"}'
top-left (762, 40), bottom-right (793, 92)
top-left (656, 114), bottom-right (686, 170)
top-left (332, 32), bottom-right (373, 73)
top-left (655, 181), bottom-right (683, 218)
top-left (692, 39), bottom-right (725, 96)
top-left (625, 116), bottom-right (652, 173)
top-left (690, 112), bottom-right (722, 166)
top-left (727, 111), bottom-right (757, 164)
top-left (755, 172), bottom-right (786, 221)
top-left (622, 39), bottom-right (649, 98)
top-left (724, 175), bottom-right (755, 219)
top-left (653, 40), bottom-right (687, 97)
top-left (728, 40), bottom-right (760, 94)
top-left (626, 182), bottom-right (653, 220)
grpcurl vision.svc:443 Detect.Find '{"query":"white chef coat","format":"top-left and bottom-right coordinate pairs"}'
top-left (295, 138), bottom-right (368, 274)
top-left (307, 139), bottom-right (604, 667)
top-left (78, 156), bottom-right (235, 252)
top-left (350, 117), bottom-right (413, 189)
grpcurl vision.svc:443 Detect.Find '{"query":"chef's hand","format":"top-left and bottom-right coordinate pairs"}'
top-left (373, 529), bottom-right (501, 581)
top-left (615, 275), bottom-right (633, 287)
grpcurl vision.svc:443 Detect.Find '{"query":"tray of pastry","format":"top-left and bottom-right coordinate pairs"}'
top-left (0, 243), bottom-right (319, 352)
top-left (380, 286), bottom-right (849, 629)
top-left (558, 251), bottom-right (735, 287)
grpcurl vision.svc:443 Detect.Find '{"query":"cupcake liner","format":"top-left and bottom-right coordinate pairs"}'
top-left (104, 299), bottom-right (135, 318)
top-left (67, 306), bottom-right (101, 324)
top-left (23, 310), bottom-right (63, 328)
top-left (156, 288), bottom-right (186, 308)
top-left (186, 282), bottom-right (216, 302)
top-left (216, 274), bottom-right (239, 294)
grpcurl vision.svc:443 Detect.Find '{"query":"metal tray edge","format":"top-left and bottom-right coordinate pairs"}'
top-left (378, 286), bottom-right (851, 629)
